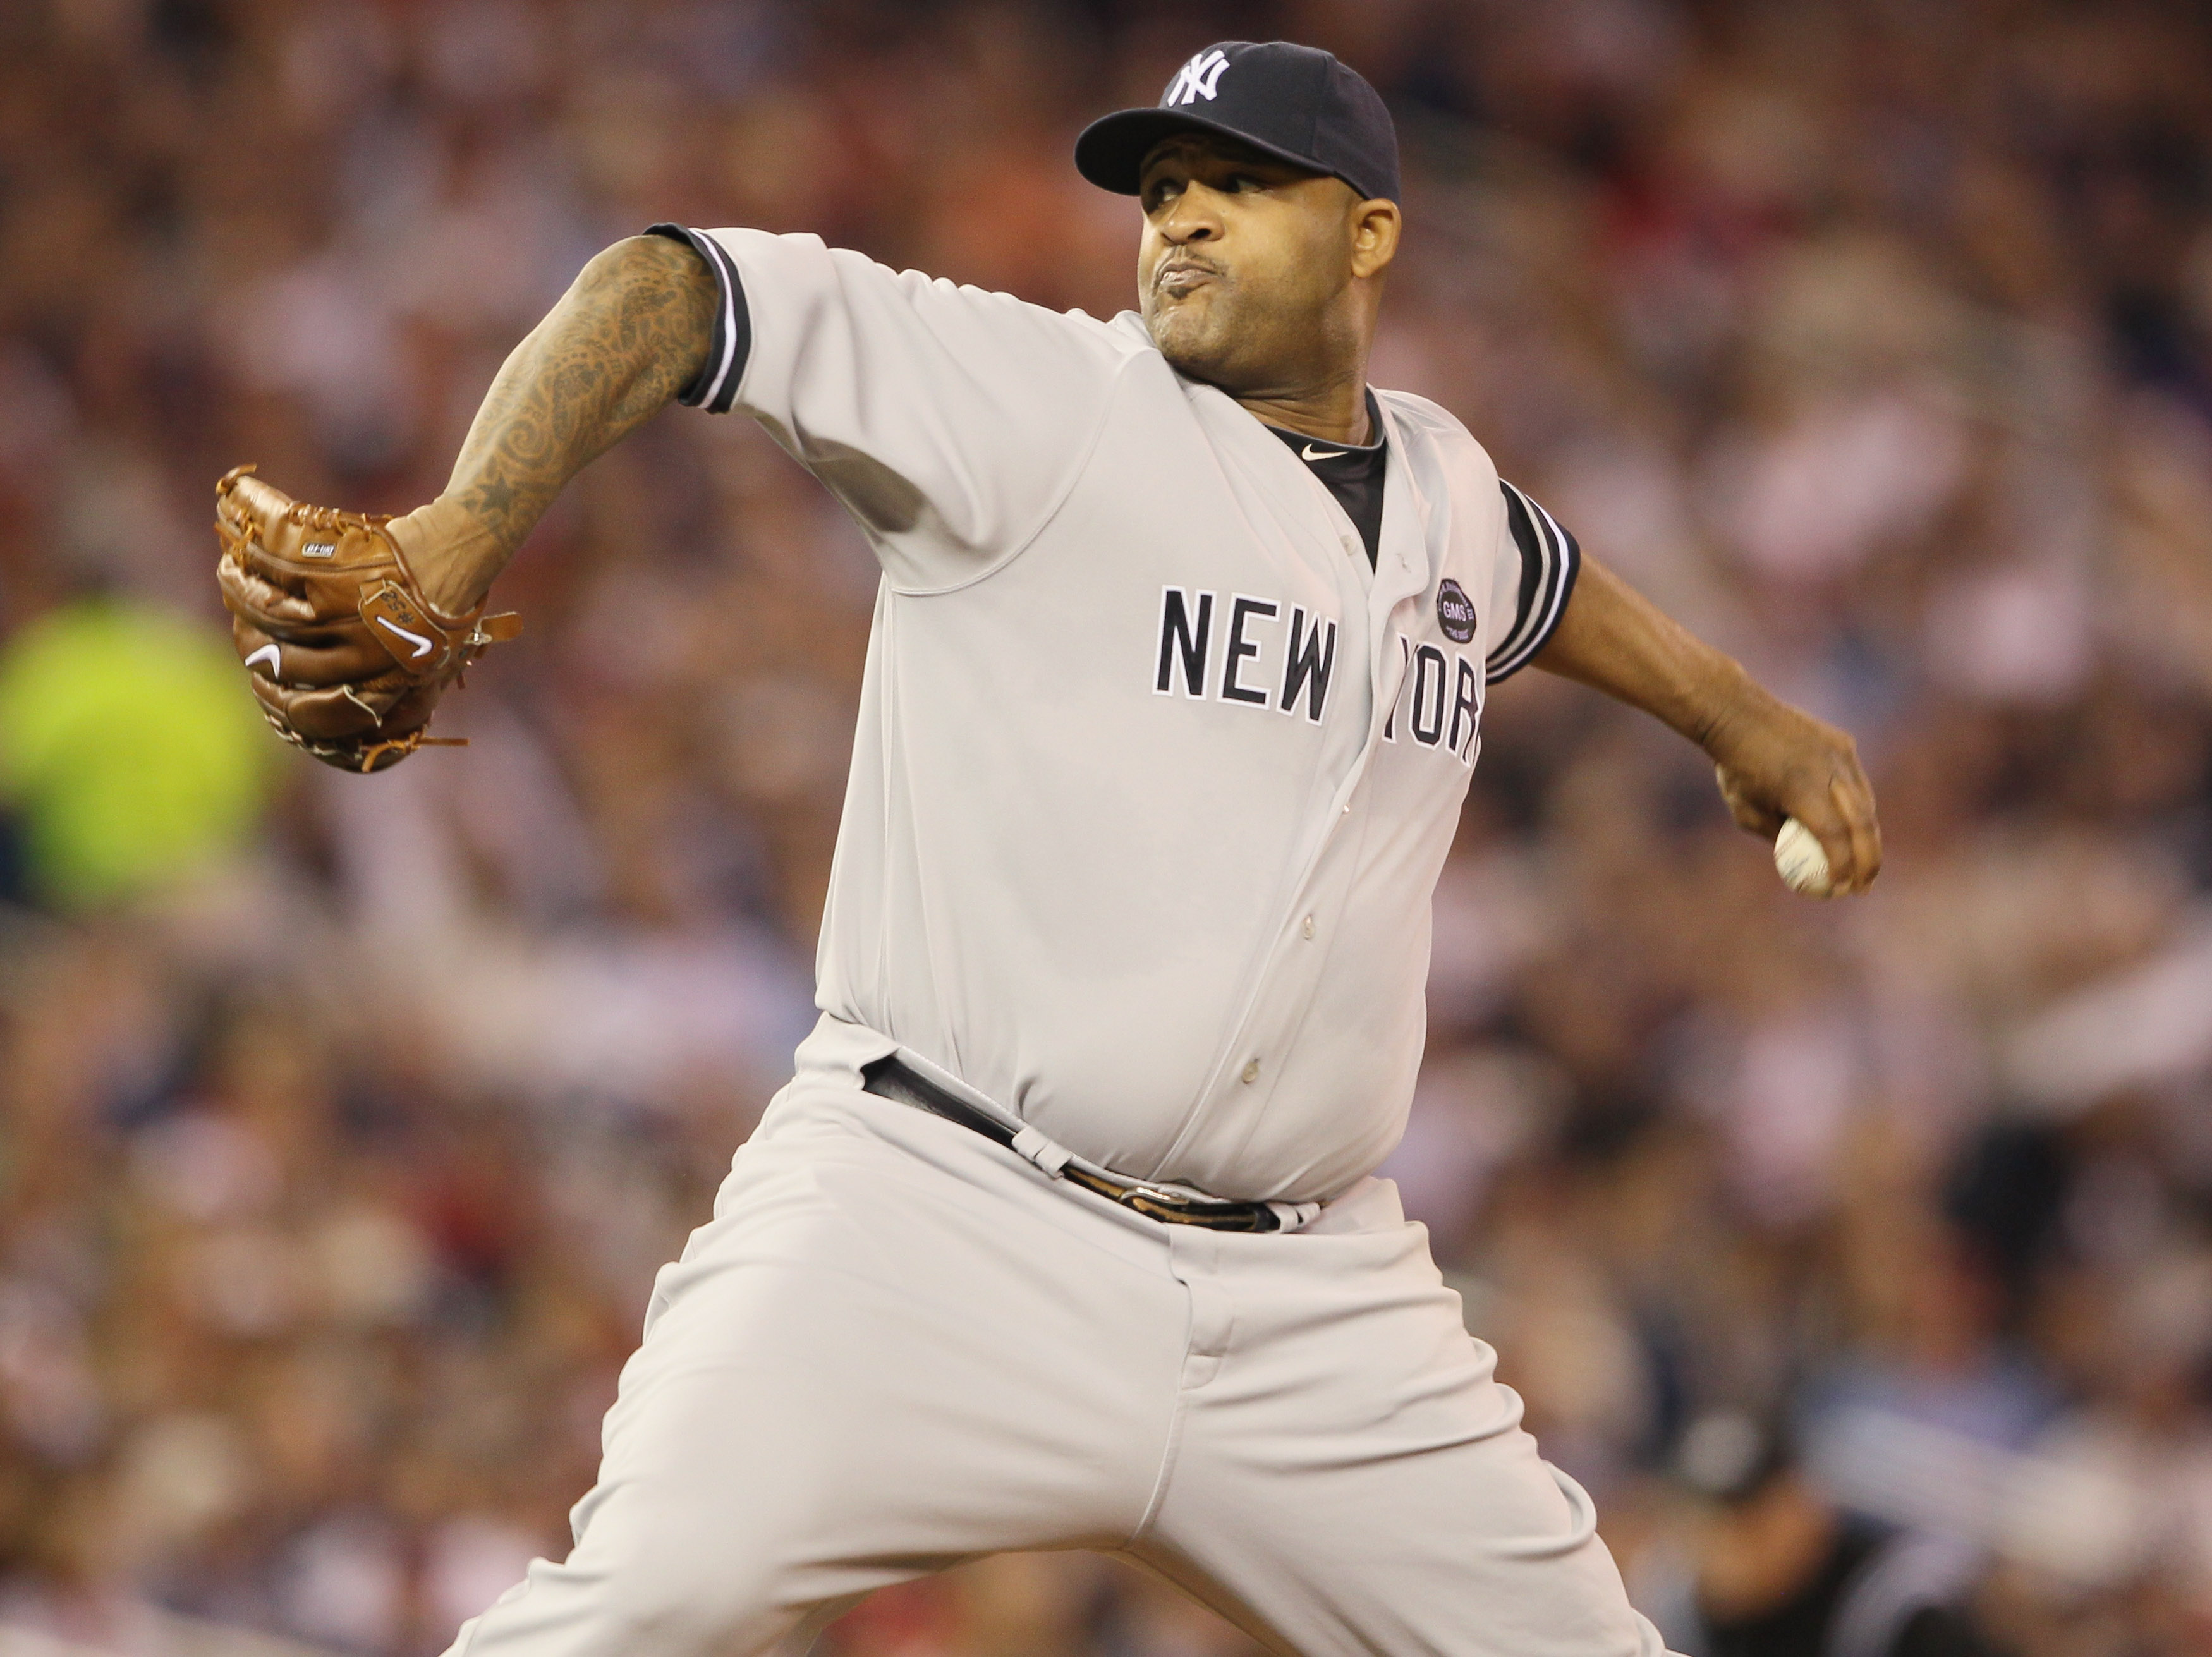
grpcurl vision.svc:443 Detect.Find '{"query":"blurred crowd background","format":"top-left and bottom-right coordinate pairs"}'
top-left (2, 0), bottom-right (2211, 1653)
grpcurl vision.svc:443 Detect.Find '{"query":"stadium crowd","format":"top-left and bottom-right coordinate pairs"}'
top-left (2, 0), bottom-right (2211, 1652)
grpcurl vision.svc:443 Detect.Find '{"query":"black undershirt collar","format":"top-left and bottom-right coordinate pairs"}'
top-left (1263, 389), bottom-right (1387, 568)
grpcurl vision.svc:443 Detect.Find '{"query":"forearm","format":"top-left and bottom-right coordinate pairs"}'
top-left (1529, 554), bottom-right (1769, 753)
top-left (1531, 552), bottom-right (1881, 892)
top-left (399, 234), bottom-right (717, 615)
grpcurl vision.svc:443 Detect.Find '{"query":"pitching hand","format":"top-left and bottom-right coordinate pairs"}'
top-left (1707, 699), bottom-right (1881, 896)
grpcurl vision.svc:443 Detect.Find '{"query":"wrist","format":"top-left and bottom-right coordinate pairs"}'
top-left (386, 495), bottom-right (502, 620)
top-left (1686, 657), bottom-right (1769, 760)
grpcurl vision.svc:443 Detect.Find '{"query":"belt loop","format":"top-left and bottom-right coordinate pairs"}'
top-left (1009, 1125), bottom-right (1074, 1178)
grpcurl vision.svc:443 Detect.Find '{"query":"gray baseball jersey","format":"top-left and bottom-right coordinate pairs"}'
top-left (651, 224), bottom-right (1579, 1205)
top-left (436, 227), bottom-right (1670, 1657)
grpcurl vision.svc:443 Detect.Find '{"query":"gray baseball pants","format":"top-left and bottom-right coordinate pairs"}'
top-left (441, 1069), bottom-right (1669, 1657)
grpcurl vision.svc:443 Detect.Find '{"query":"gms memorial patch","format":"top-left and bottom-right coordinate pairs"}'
top-left (1435, 578), bottom-right (1476, 643)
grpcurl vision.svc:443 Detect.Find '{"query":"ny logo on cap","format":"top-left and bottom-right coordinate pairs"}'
top-left (1164, 48), bottom-right (1229, 107)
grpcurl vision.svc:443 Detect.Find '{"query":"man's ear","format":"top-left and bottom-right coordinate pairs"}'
top-left (1350, 198), bottom-right (1401, 281)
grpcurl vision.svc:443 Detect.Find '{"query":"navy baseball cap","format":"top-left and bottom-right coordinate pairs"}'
top-left (1076, 40), bottom-right (1400, 205)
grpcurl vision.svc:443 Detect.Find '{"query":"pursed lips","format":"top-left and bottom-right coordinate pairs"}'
top-left (1153, 258), bottom-right (1224, 300)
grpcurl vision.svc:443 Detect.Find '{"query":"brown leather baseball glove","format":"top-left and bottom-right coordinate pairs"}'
top-left (214, 466), bottom-right (521, 774)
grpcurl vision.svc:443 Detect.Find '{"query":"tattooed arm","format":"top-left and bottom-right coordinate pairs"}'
top-left (391, 234), bottom-right (717, 617)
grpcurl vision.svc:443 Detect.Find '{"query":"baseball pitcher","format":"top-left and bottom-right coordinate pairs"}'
top-left (216, 40), bottom-right (1880, 1657)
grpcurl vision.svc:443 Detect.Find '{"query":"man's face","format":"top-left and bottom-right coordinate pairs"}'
top-left (1137, 134), bottom-right (1378, 395)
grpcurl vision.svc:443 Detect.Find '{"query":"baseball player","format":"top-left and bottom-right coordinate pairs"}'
top-left (216, 40), bottom-right (1880, 1657)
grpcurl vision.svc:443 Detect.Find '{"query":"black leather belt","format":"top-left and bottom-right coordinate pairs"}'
top-left (860, 1055), bottom-right (1283, 1232)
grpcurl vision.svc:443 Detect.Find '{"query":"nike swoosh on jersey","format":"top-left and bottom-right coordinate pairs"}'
top-left (1301, 443), bottom-right (1347, 461)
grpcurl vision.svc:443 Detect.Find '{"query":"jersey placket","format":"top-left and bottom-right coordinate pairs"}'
top-left (1182, 410), bottom-right (1440, 1177)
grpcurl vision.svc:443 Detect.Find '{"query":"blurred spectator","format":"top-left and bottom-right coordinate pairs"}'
top-left (1637, 1411), bottom-right (1998, 1657)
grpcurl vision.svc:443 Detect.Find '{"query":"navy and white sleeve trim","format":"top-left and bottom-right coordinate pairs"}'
top-left (1486, 480), bottom-right (1582, 684)
top-left (643, 224), bottom-right (750, 414)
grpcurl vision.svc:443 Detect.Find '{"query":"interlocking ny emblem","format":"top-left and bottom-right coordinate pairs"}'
top-left (1165, 48), bottom-right (1230, 106)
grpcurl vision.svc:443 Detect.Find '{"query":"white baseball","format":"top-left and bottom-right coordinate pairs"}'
top-left (1773, 818), bottom-right (1833, 897)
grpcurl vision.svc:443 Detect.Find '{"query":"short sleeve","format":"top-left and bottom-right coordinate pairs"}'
top-left (662, 226), bottom-right (1130, 592)
top-left (1485, 480), bottom-right (1581, 683)
top-left (644, 224), bottom-right (751, 413)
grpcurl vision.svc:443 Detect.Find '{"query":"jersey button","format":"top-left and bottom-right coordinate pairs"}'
top-left (1301, 914), bottom-right (1316, 940)
top-left (1240, 1059), bottom-right (1260, 1084)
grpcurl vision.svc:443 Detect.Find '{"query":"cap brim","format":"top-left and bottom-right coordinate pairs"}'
top-left (1073, 107), bottom-right (1328, 195)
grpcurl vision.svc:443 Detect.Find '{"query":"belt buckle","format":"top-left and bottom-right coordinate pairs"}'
top-left (1119, 1181), bottom-right (1205, 1213)
top-left (1116, 1182), bottom-right (1275, 1231)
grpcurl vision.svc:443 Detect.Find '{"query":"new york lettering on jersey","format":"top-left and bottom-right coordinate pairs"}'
top-left (1153, 588), bottom-right (1339, 722)
top-left (645, 222), bottom-right (1583, 1204)
top-left (1377, 473), bottom-right (1577, 762)
top-left (1152, 481), bottom-right (1580, 767)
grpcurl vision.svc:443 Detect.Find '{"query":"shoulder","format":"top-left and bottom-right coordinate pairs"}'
top-left (1372, 385), bottom-right (1464, 436)
top-left (704, 228), bottom-right (1141, 362)
top-left (1375, 389), bottom-right (1491, 464)
top-left (1374, 387), bottom-right (1502, 498)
